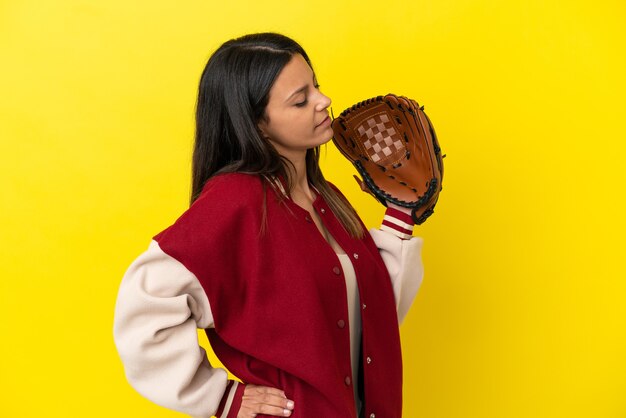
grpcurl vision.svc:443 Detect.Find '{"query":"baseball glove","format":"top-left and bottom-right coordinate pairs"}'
top-left (331, 94), bottom-right (444, 225)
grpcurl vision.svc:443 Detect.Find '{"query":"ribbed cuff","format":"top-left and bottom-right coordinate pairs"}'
top-left (216, 380), bottom-right (246, 418)
top-left (380, 207), bottom-right (415, 240)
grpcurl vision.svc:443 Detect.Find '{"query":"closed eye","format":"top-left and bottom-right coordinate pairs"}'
top-left (294, 83), bottom-right (320, 107)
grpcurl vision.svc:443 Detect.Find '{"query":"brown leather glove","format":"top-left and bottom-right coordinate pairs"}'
top-left (331, 94), bottom-right (444, 224)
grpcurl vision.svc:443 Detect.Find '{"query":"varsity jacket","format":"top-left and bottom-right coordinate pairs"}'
top-left (114, 173), bottom-right (424, 418)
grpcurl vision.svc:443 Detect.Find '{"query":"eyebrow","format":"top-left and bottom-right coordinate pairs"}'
top-left (285, 75), bottom-right (318, 103)
top-left (285, 85), bottom-right (308, 102)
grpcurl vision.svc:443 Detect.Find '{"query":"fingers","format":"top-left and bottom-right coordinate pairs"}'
top-left (238, 385), bottom-right (295, 417)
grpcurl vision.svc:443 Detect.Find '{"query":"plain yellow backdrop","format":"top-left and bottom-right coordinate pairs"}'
top-left (1, 0), bottom-right (625, 417)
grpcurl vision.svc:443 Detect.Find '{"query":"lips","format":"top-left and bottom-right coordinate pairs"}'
top-left (316, 115), bottom-right (331, 128)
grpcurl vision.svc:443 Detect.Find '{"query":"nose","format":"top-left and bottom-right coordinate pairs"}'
top-left (315, 90), bottom-right (332, 111)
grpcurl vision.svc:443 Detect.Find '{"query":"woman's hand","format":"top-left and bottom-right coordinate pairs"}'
top-left (237, 384), bottom-right (295, 417)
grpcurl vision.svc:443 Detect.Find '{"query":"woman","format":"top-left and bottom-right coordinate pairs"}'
top-left (113, 33), bottom-right (423, 418)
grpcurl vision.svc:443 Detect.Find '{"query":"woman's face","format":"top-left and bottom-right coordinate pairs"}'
top-left (258, 54), bottom-right (333, 161)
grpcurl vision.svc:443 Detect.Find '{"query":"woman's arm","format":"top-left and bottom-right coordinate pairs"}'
top-left (369, 204), bottom-right (424, 323)
top-left (113, 240), bottom-right (242, 418)
top-left (113, 240), bottom-right (295, 418)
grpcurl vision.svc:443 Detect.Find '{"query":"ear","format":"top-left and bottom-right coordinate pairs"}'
top-left (257, 119), bottom-right (270, 140)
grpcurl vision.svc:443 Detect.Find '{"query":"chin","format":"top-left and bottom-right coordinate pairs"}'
top-left (317, 135), bottom-right (333, 147)
top-left (319, 127), bottom-right (334, 143)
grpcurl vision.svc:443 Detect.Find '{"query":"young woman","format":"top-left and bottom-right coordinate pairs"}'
top-left (114, 33), bottom-right (424, 418)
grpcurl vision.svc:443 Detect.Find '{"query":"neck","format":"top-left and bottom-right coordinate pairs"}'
top-left (284, 150), bottom-right (314, 200)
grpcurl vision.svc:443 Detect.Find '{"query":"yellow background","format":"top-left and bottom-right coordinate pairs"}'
top-left (1, 1), bottom-right (625, 417)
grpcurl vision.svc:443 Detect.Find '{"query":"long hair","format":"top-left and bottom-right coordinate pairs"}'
top-left (191, 32), bottom-right (364, 238)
